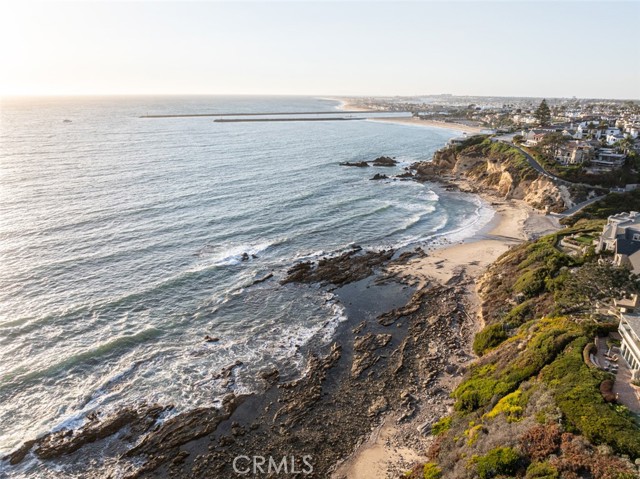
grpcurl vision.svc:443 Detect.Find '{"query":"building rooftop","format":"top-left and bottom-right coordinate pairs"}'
top-left (615, 238), bottom-right (640, 257)
top-left (615, 294), bottom-right (639, 309)
top-left (609, 211), bottom-right (640, 223)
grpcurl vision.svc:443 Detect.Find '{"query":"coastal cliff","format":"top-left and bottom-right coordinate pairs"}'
top-left (412, 137), bottom-right (569, 213)
top-left (405, 213), bottom-right (640, 479)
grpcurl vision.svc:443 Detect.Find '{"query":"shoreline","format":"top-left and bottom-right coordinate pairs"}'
top-left (333, 192), bottom-right (560, 478)
top-left (372, 116), bottom-right (488, 135)
top-left (2, 111), bottom-right (560, 477)
top-left (332, 97), bottom-right (487, 135)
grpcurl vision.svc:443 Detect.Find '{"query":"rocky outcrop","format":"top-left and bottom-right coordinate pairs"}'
top-left (371, 156), bottom-right (397, 167)
top-left (413, 141), bottom-right (568, 212)
top-left (352, 333), bottom-right (393, 377)
top-left (274, 343), bottom-right (342, 429)
top-left (340, 156), bottom-right (397, 168)
top-left (340, 161), bottom-right (370, 167)
top-left (282, 248), bottom-right (394, 286)
top-left (370, 173), bottom-right (388, 180)
top-left (4, 404), bottom-right (170, 465)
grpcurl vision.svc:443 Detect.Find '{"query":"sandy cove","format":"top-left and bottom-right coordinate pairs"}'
top-left (333, 196), bottom-right (560, 479)
top-left (372, 117), bottom-right (487, 135)
top-left (333, 97), bottom-right (487, 135)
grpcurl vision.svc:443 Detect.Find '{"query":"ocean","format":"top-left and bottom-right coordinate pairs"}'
top-left (0, 96), bottom-right (492, 475)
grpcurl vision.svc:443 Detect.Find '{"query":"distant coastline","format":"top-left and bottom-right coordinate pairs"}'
top-left (334, 97), bottom-right (487, 135)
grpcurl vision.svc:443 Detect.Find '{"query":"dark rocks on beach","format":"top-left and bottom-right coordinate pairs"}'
top-left (395, 171), bottom-right (414, 179)
top-left (339, 161), bottom-right (370, 167)
top-left (259, 367), bottom-right (280, 385)
top-left (213, 360), bottom-right (243, 383)
top-left (123, 394), bottom-right (245, 477)
top-left (352, 333), bottom-right (393, 378)
top-left (273, 343), bottom-right (342, 430)
top-left (5, 240), bottom-right (479, 478)
top-left (370, 173), bottom-right (389, 181)
top-left (4, 404), bottom-right (171, 465)
top-left (392, 248), bottom-right (428, 265)
top-left (371, 156), bottom-right (397, 167)
top-left (281, 248), bottom-right (394, 286)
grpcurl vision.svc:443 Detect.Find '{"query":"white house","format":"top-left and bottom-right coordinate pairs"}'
top-left (619, 314), bottom-right (640, 380)
top-left (624, 125), bottom-right (639, 139)
top-left (575, 122), bottom-right (602, 140)
top-left (606, 133), bottom-right (625, 146)
top-left (596, 211), bottom-right (640, 274)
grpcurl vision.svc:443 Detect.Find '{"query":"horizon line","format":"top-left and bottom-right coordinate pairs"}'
top-left (1, 93), bottom-right (639, 101)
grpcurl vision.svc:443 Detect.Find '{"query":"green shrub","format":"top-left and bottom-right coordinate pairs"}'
top-left (472, 447), bottom-right (521, 479)
top-left (454, 318), bottom-right (581, 413)
top-left (514, 268), bottom-right (548, 298)
top-left (541, 337), bottom-right (640, 457)
top-left (484, 389), bottom-right (525, 422)
top-left (422, 462), bottom-right (442, 479)
top-left (431, 416), bottom-right (452, 436)
top-left (525, 461), bottom-right (559, 479)
top-left (503, 300), bottom-right (535, 328)
top-left (473, 324), bottom-right (508, 356)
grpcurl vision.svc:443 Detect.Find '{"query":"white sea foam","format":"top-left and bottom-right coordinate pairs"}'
top-left (0, 96), bottom-right (469, 473)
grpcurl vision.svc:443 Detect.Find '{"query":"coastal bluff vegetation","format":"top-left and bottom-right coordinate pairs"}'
top-left (412, 136), bottom-right (572, 213)
top-left (406, 194), bottom-right (640, 479)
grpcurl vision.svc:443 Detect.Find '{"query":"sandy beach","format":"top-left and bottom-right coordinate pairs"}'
top-left (333, 197), bottom-right (560, 479)
top-left (373, 116), bottom-right (488, 135)
top-left (333, 98), bottom-right (488, 134)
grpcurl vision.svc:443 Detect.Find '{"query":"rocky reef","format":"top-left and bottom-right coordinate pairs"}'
top-left (281, 247), bottom-right (394, 286)
top-left (4, 245), bottom-right (477, 478)
top-left (340, 155), bottom-right (397, 168)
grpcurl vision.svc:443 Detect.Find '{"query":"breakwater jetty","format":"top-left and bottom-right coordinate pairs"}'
top-left (213, 117), bottom-right (365, 123)
top-left (140, 110), bottom-right (371, 118)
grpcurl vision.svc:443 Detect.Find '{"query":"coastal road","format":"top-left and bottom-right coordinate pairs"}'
top-left (494, 139), bottom-right (569, 184)
top-left (556, 195), bottom-right (606, 217)
top-left (493, 139), bottom-right (611, 217)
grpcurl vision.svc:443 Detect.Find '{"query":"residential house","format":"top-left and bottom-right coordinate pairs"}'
top-left (615, 294), bottom-right (639, 314)
top-left (619, 314), bottom-right (640, 380)
top-left (554, 140), bottom-right (594, 165)
top-left (596, 211), bottom-right (640, 273)
top-left (606, 132), bottom-right (625, 146)
top-left (590, 147), bottom-right (626, 170)
top-left (624, 125), bottom-right (639, 139)
top-left (523, 130), bottom-right (547, 146)
top-left (603, 126), bottom-right (622, 137)
top-left (575, 121), bottom-right (602, 140)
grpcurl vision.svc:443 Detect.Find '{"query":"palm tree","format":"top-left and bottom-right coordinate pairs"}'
top-left (616, 135), bottom-right (636, 155)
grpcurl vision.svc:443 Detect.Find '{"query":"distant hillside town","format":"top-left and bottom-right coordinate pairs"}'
top-left (349, 95), bottom-right (640, 187)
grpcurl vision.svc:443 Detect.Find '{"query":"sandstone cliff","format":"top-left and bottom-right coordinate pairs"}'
top-left (413, 138), bottom-right (569, 212)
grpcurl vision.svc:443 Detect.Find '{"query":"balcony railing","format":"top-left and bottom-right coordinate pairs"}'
top-left (619, 324), bottom-right (640, 362)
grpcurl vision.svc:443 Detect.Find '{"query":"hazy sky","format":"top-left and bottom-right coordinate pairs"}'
top-left (1, 1), bottom-right (639, 98)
